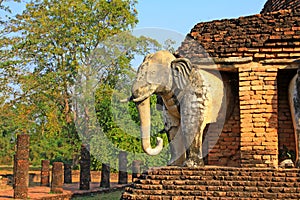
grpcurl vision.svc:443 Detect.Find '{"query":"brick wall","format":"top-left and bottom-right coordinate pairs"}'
top-left (203, 72), bottom-right (241, 167)
top-left (239, 65), bottom-right (278, 168)
top-left (175, 5), bottom-right (300, 168)
top-left (202, 66), bottom-right (299, 168)
top-left (177, 9), bottom-right (300, 61)
top-left (278, 69), bottom-right (297, 161)
top-left (201, 66), bottom-right (298, 168)
top-left (261, 0), bottom-right (300, 14)
top-left (122, 166), bottom-right (300, 199)
top-left (207, 105), bottom-right (240, 167)
top-left (172, 0), bottom-right (300, 168)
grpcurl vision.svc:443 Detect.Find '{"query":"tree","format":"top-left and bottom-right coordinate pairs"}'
top-left (1, 0), bottom-right (137, 152)
top-left (0, 0), bottom-right (163, 188)
top-left (75, 32), bottom-right (164, 171)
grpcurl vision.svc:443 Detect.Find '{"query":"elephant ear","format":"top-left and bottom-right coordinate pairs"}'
top-left (171, 58), bottom-right (193, 98)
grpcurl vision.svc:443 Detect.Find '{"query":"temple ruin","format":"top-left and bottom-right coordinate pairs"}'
top-left (176, 0), bottom-right (300, 168)
top-left (122, 0), bottom-right (300, 199)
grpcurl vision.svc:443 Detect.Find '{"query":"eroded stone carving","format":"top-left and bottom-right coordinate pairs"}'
top-left (289, 68), bottom-right (300, 167)
top-left (127, 50), bottom-right (235, 167)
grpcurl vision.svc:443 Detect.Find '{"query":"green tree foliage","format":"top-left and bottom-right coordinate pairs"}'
top-left (92, 82), bottom-right (170, 171)
top-left (0, 0), bottom-right (170, 169)
top-left (0, 0), bottom-right (132, 163)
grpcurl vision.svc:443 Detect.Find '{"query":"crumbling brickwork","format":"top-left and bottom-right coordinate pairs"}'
top-left (122, 166), bottom-right (300, 199)
top-left (261, 0), bottom-right (300, 14)
top-left (178, 9), bottom-right (300, 61)
top-left (175, 4), bottom-right (300, 168)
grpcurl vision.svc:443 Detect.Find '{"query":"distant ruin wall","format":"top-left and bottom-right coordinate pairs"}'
top-left (261, 0), bottom-right (300, 13)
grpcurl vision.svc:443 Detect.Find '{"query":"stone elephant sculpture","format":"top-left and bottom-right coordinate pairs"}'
top-left (130, 50), bottom-right (235, 167)
top-left (289, 69), bottom-right (300, 167)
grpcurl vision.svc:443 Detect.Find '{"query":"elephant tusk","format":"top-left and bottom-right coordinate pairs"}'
top-left (132, 92), bottom-right (153, 103)
top-left (120, 96), bottom-right (133, 103)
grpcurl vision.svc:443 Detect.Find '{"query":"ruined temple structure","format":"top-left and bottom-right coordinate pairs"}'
top-left (175, 0), bottom-right (300, 168)
top-left (121, 1), bottom-right (300, 199)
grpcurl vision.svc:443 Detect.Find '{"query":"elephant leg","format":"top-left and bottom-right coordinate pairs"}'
top-left (181, 92), bottom-right (205, 167)
top-left (167, 126), bottom-right (186, 166)
top-left (163, 109), bottom-right (185, 166)
top-left (296, 129), bottom-right (300, 167)
top-left (183, 123), bottom-right (205, 167)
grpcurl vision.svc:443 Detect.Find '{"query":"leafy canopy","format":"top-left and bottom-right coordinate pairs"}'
top-left (0, 0), bottom-right (170, 168)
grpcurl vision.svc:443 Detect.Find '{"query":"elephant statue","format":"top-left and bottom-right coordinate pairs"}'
top-left (129, 50), bottom-right (235, 167)
top-left (289, 69), bottom-right (300, 167)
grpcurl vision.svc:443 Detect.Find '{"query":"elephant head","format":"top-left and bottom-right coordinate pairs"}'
top-left (131, 50), bottom-right (193, 156)
top-left (132, 51), bottom-right (175, 102)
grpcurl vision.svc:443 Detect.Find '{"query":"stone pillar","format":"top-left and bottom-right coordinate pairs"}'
top-left (118, 151), bottom-right (128, 184)
top-left (239, 64), bottom-right (278, 167)
top-left (41, 160), bottom-right (50, 186)
top-left (100, 163), bottom-right (110, 188)
top-left (13, 154), bottom-right (16, 188)
top-left (64, 163), bottom-right (72, 184)
top-left (132, 160), bottom-right (141, 182)
top-left (13, 134), bottom-right (30, 199)
top-left (51, 162), bottom-right (64, 194)
top-left (80, 144), bottom-right (90, 190)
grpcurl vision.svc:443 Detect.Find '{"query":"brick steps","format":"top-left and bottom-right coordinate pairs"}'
top-left (121, 166), bottom-right (300, 199)
top-left (138, 175), bottom-right (300, 182)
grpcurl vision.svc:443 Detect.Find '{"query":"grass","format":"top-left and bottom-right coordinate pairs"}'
top-left (71, 190), bottom-right (124, 200)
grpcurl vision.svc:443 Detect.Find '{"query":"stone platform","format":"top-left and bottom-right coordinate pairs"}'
top-left (121, 166), bottom-right (300, 200)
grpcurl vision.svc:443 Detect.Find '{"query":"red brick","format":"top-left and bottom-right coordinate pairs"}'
top-left (253, 128), bottom-right (265, 133)
top-left (270, 35), bottom-right (281, 39)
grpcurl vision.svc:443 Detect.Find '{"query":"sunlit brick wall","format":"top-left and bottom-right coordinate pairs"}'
top-left (261, 0), bottom-right (300, 14)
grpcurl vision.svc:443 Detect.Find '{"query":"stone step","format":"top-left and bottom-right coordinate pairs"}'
top-left (133, 181), bottom-right (300, 189)
top-left (121, 166), bottom-right (300, 199)
top-left (129, 184), bottom-right (300, 193)
top-left (144, 166), bottom-right (300, 176)
top-left (121, 192), bottom-right (300, 200)
top-left (139, 174), bottom-right (300, 183)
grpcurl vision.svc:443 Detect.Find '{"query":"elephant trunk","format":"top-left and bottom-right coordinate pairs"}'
top-left (137, 97), bottom-right (163, 155)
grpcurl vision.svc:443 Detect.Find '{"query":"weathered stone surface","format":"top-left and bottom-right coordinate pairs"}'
top-left (100, 163), bottom-right (110, 188)
top-left (51, 162), bottom-right (64, 194)
top-left (79, 144), bottom-right (90, 190)
top-left (41, 160), bottom-right (50, 186)
top-left (64, 163), bottom-right (72, 184)
top-left (132, 160), bottom-right (142, 182)
top-left (118, 151), bottom-right (128, 184)
top-left (13, 134), bottom-right (30, 199)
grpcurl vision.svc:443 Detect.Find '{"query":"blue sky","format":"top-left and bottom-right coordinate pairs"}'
top-left (5, 0), bottom-right (267, 35)
top-left (132, 0), bottom-right (267, 66)
top-left (3, 0), bottom-right (268, 67)
top-left (135, 0), bottom-right (267, 35)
